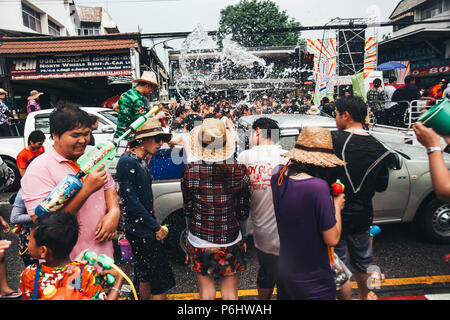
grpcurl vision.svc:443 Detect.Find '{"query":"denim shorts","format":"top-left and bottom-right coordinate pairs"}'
top-left (334, 230), bottom-right (373, 274)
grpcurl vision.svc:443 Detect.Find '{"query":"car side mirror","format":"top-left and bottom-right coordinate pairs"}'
top-left (387, 152), bottom-right (402, 170)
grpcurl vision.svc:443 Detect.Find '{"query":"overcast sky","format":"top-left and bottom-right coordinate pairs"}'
top-left (77, 0), bottom-right (400, 64)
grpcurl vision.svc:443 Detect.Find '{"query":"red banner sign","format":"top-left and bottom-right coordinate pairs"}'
top-left (410, 65), bottom-right (450, 77)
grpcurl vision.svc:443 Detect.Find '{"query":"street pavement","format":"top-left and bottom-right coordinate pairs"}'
top-left (2, 191), bottom-right (450, 301)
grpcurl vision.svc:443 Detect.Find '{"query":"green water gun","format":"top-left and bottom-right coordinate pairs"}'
top-left (34, 106), bottom-right (160, 216)
top-left (83, 250), bottom-right (138, 300)
top-left (77, 105), bottom-right (160, 176)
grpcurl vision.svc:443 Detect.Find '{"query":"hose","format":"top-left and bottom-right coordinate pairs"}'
top-left (111, 264), bottom-right (139, 300)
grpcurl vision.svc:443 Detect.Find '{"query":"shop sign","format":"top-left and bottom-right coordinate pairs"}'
top-left (10, 53), bottom-right (132, 80)
top-left (410, 65), bottom-right (450, 76)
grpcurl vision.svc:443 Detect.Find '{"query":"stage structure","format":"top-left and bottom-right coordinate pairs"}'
top-left (306, 17), bottom-right (379, 101)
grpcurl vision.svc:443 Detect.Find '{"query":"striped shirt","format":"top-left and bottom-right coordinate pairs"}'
top-left (181, 162), bottom-right (251, 245)
top-left (114, 87), bottom-right (148, 139)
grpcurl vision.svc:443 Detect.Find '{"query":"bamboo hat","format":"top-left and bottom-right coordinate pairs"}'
top-left (132, 71), bottom-right (161, 87)
top-left (189, 118), bottom-right (236, 162)
top-left (282, 126), bottom-right (346, 167)
top-left (28, 90), bottom-right (44, 100)
top-left (129, 117), bottom-right (172, 144)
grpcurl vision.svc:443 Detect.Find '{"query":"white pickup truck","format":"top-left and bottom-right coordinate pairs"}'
top-left (0, 107), bottom-right (118, 191)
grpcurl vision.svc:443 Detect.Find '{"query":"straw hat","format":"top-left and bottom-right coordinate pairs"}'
top-left (129, 117), bottom-right (172, 144)
top-left (282, 126), bottom-right (346, 167)
top-left (0, 88), bottom-right (7, 95)
top-left (28, 89), bottom-right (44, 100)
top-left (189, 118), bottom-right (236, 162)
top-left (132, 71), bottom-right (161, 87)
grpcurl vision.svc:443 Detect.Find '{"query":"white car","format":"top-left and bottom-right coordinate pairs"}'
top-left (0, 107), bottom-right (118, 191)
top-left (152, 114), bottom-right (450, 262)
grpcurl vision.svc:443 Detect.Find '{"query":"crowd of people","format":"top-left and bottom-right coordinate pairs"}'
top-left (367, 76), bottom-right (446, 127)
top-left (0, 69), bottom-right (449, 301)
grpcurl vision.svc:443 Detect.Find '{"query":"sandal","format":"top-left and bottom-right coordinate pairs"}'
top-left (0, 289), bottom-right (22, 299)
top-left (370, 271), bottom-right (386, 282)
top-left (367, 291), bottom-right (378, 300)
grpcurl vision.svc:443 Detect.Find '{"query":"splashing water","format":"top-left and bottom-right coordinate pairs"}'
top-left (174, 25), bottom-right (300, 111)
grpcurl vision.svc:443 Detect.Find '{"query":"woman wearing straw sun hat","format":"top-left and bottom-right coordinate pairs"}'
top-left (181, 118), bottom-right (251, 300)
top-left (27, 90), bottom-right (43, 114)
top-left (270, 126), bottom-right (346, 300)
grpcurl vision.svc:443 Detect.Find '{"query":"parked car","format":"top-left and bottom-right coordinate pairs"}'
top-left (152, 114), bottom-right (450, 262)
top-left (0, 107), bottom-right (118, 191)
top-left (238, 114), bottom-right (450, 244)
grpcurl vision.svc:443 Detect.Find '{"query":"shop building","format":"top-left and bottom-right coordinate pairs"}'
top-left (378, 0), bottom-right (450, 88)
top-left (0, 32), bottom-right (166, 115)
top-left (0, 0), bottom-right (119, 37)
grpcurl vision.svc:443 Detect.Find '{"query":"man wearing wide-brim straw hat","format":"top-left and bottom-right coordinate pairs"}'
top-left (114, 70), bottom-right (163, 140)
top-left (27, 89), bottom-right (43, 114)
top-left (116, 116), bottom-right (175, 300)
top-left (114, 70), bottom-right (166, 159)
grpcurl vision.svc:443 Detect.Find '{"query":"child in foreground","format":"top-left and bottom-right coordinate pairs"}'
top-left (20, 211), bottom-right (124, 300)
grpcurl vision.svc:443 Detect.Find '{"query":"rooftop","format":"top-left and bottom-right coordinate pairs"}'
top-left (0, 33), bottom-right (140, 56)
top-left (389, 0), bottom-right (427, 19)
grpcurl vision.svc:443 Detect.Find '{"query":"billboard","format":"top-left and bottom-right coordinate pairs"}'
top-left (10, 52), bottom-right (132, 80)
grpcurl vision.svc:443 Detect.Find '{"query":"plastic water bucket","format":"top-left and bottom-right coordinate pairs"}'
top-left (417, 98), bottom-right (450, 135)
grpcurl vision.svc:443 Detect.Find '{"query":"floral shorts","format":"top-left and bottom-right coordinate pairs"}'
top-left (185, 241), bottom-right (246, 279)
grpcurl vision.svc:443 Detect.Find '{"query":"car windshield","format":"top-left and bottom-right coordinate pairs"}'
top-left (99, 110), bottom-right (118, 125)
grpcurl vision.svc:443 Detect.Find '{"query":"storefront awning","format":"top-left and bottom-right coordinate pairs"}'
top-left (378, 28), bottom-right (450, 50)
top-left (0, 34), bottom-right (139, 57)
top-left (0, 34), bottom-right (141, 80)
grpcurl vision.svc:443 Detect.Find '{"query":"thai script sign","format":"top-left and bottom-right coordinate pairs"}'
top-left (10, 53), bottom-right (132, 80)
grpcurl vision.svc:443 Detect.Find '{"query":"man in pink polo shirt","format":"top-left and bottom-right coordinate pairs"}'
top-left (21, 104), bottom-right (120, 260)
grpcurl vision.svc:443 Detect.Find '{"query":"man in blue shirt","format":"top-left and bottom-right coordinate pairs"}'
top-left (116, 117), bottom-right (175, 300)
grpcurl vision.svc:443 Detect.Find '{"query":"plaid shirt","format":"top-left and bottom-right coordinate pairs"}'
top-left (366, 88), bottom-right (385, 112)
top-left (181, 162), bottom-right (251, 245)
top-left (114, 87), bottom-right (148, 139)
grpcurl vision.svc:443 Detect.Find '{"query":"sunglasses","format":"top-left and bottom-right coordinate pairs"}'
top-left (152, 134), bottom-right (169, 143)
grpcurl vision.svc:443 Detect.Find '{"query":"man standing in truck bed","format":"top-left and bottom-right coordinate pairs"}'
top-left (115, 71), bottom-right (162, 156)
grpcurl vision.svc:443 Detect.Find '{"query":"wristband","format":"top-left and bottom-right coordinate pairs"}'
top-left (427, 146), bottom-right (442, 155)
top-left (111, 287), bottom-right (120, 293)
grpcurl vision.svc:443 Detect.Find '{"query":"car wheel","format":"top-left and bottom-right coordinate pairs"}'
top-left (419, 198), bottom-right (450, 244)
top-left (3, 158), bottom-right (20, 192)
top-left (162, 209), bottom-right (187, 264)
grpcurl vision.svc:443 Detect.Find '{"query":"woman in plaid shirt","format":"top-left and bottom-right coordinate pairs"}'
top-left (181, 118), bottom-right (250, 300)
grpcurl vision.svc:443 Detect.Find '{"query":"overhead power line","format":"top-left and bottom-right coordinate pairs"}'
top-left (139, 18), bottom-right (450, 39)
top-left (1, 18), bottom-right (449, 42)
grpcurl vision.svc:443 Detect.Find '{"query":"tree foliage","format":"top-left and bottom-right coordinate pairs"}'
top-left (217, 0), bottom-right (301, 48)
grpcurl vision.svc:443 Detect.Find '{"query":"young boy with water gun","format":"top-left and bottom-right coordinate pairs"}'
top-left (20, 211), bottom-right (124, 300)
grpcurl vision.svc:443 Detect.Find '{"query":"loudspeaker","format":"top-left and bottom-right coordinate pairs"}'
top-left (337, 29), bottom-right (365, 76)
